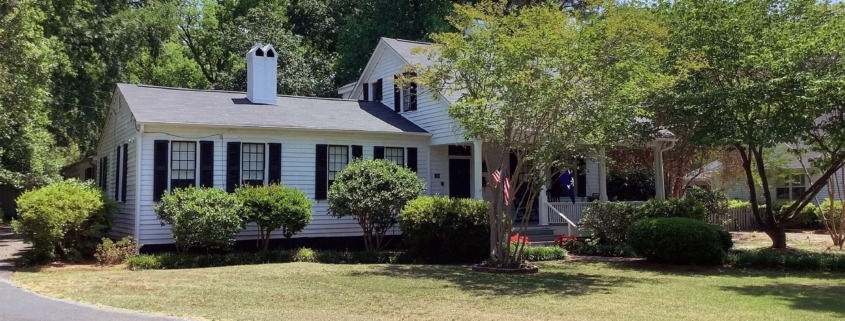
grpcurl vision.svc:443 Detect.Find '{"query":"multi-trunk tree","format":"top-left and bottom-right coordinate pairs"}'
top-left (417, 0), bottom-right (672, 267)
top-left (661, 0), bottom-right (845, 248)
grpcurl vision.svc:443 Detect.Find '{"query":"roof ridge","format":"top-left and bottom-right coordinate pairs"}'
top-left (385, 37), bottom-right (434, 46)
top-left (122, 83), bottom-right (358, 102)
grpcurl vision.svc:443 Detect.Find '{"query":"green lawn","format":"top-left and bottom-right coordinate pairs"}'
top-left (14, 261), bottom-right (845, 321)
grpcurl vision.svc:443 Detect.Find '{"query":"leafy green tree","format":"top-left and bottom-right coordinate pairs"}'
top-left (327, 159), bottom-right (424, 251)
top-left (0, 0), bottom-right (75, 189)
top-left (660, 0), bottom-right (845, 248)
top-left (236, 184), bottom-right (313, 251)
top-left (417, 0), bottom-right (672, 267)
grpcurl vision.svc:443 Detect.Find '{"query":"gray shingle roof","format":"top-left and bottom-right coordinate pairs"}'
top-left (382, 38), bottom-right (435, 68)
top-left (117, 83), bottom-right (428, 134)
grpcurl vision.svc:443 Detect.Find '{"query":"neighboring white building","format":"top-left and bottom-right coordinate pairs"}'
top-left (94, 39), bottom-right (673, 247)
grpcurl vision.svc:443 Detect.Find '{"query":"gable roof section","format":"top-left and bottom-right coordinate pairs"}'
top-left (351, 38), bottom-right (445, 100)
top-left (116, 83), bottom-right (428, 135)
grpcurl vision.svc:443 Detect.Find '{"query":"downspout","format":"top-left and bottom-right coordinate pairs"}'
top-left (134, 123), bottom-right (144, 251)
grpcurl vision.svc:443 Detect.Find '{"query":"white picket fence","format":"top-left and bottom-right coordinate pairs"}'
top-left (707, 207), bottom-right (759, 231)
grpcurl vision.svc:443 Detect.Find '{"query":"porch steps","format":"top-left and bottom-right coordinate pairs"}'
top-left (512, 226), bottom-right (558, 246)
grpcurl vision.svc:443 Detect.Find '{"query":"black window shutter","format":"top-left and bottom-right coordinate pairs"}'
top-left (410, 82), bottom-right (418, 111)
top-left (268, 143), bottom-right (282, 185)
top-left (407, 147), bottom-right (418, 172)
top-left (153, 140), bottom-right (168, 201)
top-left (226, 142), bottom-right (241, 193)
top-left (98, 158), bottom-right (105, 190)
top-left (375, 79), bottom-right (383, 101)
top-left (103, 157), bottom-right (108, 192)
top-left (374, 146), bottom-right (385, 159)
top-left (315, 144), bottom-right (328, 200)
top-left (114, 146), bottom-right (120, 200)
top-left (393, 75), bottom-right (401, 112)
top-left (199, 141), bottom-right (214, 187)
top-left (363, 83), bottom-right (369, 101)
top-left (351, 145), bottom-right (363, 159)
top-left (122, 143), bottom-right (128, 201)
top-left (576, 158), bottom-right (587, 197)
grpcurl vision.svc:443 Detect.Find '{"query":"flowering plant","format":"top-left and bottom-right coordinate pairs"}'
top-left (509, 233), bottom-right (530, 246)
top-left (554, 234), bottom-right (580, 250)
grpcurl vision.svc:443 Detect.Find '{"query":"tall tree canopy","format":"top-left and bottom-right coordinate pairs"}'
top-left (661, 0), bottom-right (845, 248)
top-left (418, 0), bottom-right (672, 267)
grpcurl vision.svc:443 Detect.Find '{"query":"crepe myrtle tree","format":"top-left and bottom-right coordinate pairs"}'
top-left (236, 184), bottom-right (313, 251)
top-left (660, 0), bottom-right (845, 248)
top-left (327, 159), bottom-right (424, 251)
top-left (411, 1), bottom-right (672, 268)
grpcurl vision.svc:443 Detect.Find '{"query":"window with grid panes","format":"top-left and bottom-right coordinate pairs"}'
top-left (242, 143), bottom-right (265, 186)
top-left (328, 145), bottom-right (349, 187)
top-left (776, 174), bottom-right (806, 200)
top-left (385, 147), bottom-right (404, 166)
top-left (170, 141), bottom-right (196, 190)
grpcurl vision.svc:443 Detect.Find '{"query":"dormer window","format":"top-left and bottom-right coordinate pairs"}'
top-left (393, 73), bottom-right (417, 112)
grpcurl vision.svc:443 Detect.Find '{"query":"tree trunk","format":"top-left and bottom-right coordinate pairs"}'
top-left (765, 224), bottom-right (787, 249)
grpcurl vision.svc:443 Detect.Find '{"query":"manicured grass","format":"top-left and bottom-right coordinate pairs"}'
top-left (14, 261), bottom-right (845, 321)
top-left (732, 231), bottom-right (844, 252)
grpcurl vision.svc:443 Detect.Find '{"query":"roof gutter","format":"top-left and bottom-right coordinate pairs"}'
top-left (143, 122), bottom-right (432, 137)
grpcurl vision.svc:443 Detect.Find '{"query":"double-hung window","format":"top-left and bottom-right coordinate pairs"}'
top-left (170, 141), bottom-right (196, 190)
top-left (242, 143), bottom-right (266, 186)
top-left (776, 174), bottom-right (806, 200)
top-left (328, 145), bottom-right (349, 187)
top-left (385, 147), bottom-right (404, 166)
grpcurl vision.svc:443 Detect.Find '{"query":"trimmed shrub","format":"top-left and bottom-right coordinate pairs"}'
top-left (95, 237), bottom-right (140, 265)
top-left (727, 249), bottom-right (845, 272)
top-left (521, 246), bottom-right (568, 261)
top-left (559, 237), bottom-right (637, 257)
top-left (154, 187), bottom-right (244, 252)
top-left (634, 198), bottom-right (707, 221)
top-left (399, 196), bottom-right (489, 263)
top-left (328, 159), bottom-right (424, 251)
top-left (126, 249), bottom-right (413, 270)
top-left (236, 184), bottom-right (313, 250)
top-left (685, 187), bottom-right (729, 219)
top-left (12, 180), bottom-right (115, 261)
top-left (627, 217), bottom-right (732, 265)
top-left (728, 199), bottom-right (751, 209)
top-left (580, 201), bottom-right (639, 245)
top-left (774, 201), bottom-right (820, 230)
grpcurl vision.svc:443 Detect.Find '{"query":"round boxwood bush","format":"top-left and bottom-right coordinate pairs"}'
top-left (328, 159), bottom-right (424, 251)
top-left (627, 217), bottom-right (732, 265)
top-left (12, 179), bottom-right (115, 261)
top-left (399, 196), bottom-right (489, 263)
top-left (155, 187), bottom-right (244, 252)
top-left (236, 184), bottom-right (313, 251)
top-left (634, 198), bottom-right (707, 221)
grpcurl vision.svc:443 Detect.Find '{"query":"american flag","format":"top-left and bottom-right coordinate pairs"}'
top-left (504, 176), bottom-right (513, 205)
top-left (491, 169), bottom-right (501, 187)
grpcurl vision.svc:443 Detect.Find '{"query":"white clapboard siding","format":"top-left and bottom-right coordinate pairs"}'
top-left (137, 125), bottom-right (432, 245)
top-left (358, 40), bottom-right (467, 145)
top-left (95, 94), bottom-right (138, 238)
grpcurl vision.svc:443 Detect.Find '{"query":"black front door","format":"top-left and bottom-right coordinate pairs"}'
top-left (449, 158), bottom-right (472, 198)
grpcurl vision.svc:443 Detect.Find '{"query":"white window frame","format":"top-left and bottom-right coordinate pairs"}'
top-left (328, 145), bottom-right (350, 187)
top-left (168, 141), bottom-right (198, 192)
top-left (241, 143), bottom-right (268, 187)
top-left (776, 174), bottom-right (807, 201)
top-left (385, 147), bottom-right (405, 167)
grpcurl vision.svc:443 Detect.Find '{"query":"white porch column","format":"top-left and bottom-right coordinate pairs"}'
top-left (598, 148), bottom-right (608, 202)
top-left (472, 139), bottom-right (483, 200)
top-left (653, 144), bottom-right (666, 200)
top-left (539, 168), bottom-right (549, 226)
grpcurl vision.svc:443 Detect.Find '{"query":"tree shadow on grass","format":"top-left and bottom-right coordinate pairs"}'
top-left (720, 284), bottom-right (845, 317)
top-left (601, 260), bottom-right (845, 281)
top-left (347, 263), bottom-right (641, 297)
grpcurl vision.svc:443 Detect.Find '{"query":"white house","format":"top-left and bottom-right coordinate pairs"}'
top-left (94, 39), bottom-right (675, 247)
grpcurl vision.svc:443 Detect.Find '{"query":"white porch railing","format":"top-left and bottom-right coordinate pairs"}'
top-left (544, 201), bottom-right (644, 229)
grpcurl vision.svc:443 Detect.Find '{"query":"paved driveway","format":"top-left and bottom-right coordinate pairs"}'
top-left (0, 225), bottom-right (188, 321)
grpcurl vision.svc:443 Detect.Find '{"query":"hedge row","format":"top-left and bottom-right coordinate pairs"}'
top-left (727, 249), bottom-right (845, 272)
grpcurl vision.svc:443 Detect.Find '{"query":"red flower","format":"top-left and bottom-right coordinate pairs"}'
top-left (553, 235), bottom-right (579, 248)
top-left (509, 233), bottom-right (530, 245)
